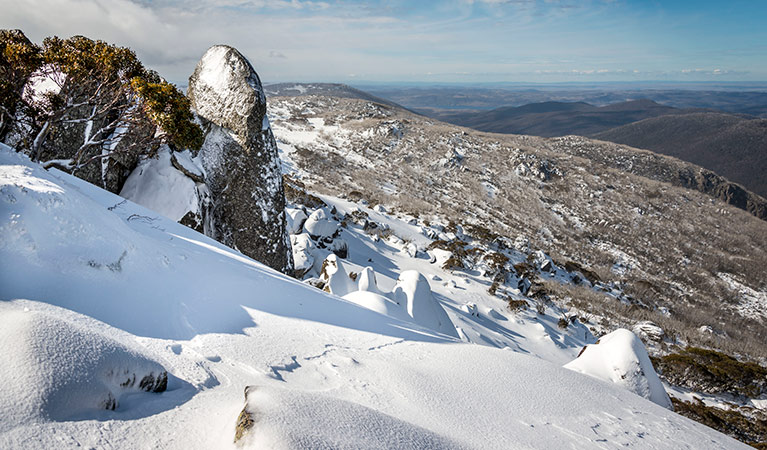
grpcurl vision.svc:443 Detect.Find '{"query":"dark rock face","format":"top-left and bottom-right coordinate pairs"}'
top-left (188, 45), bottom-right (293, 274)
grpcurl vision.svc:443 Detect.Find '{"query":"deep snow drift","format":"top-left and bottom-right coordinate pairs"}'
top-left (0, 145), bottom-right (748, 448)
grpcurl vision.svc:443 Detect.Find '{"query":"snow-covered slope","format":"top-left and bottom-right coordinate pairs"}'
top-left (0, 145), bottom-right (748, 448)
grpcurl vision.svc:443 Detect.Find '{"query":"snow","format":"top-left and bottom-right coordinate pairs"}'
top-left (393, 270), bottom-right (459, 338)
top-left (303, 207), bottom-right (339, 238)
top-left (119, 146), bottom-right (200, 222)
top-left (196, 46), bottom-right (235, 97)
top-left (0, 301), bottom-right (169, 429)
top-left (0, 145), bottom-right (748, 449)
top-left (564, 329), bottom-right (673, 409)
top-left (718, 272), bottom-right (767, 322)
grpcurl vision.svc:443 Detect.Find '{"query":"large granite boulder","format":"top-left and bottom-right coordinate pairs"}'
top-left (187, 45), bottom-right (293, 274)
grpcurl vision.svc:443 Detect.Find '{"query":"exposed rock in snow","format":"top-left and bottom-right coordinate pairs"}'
top-left (564, 329), bottom-right (672, 409)
top-left (393, 270), bottom-right (458, 338)
top-left (188, 45), bottom-right (293, 274)
top-left (327, 237), bottom-right (349, 259)
top-left (632, 321), bottom-right (665, 343)
top-left (0, 301), bottom-right (168, 429)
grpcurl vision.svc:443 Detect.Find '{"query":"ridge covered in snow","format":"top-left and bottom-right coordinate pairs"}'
top-left (0, 144), bottom-right (749, 448)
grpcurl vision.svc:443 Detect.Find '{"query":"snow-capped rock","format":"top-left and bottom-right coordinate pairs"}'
top-left (358, 266), bottom-right (385, 295)
top-left (290, 233), bottom-right (316, 278)
top-left (393, 270), bottom-right (458, 338)
top-left (303, 208), bottom-right (339, 239)
top-left (564, 329), bottom-right (672, 409)
top-left (632, 321), bottom-right (665, 343)
top-left (286, 207), bottom-right (308, 234)
top-left (319, 253), bottom-right (357, 296)
top-left (187, 45), bottom-right (293, 274)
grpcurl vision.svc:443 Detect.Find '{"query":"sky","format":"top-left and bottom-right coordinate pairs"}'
top-left (2, 0), bottom-right (767, 86)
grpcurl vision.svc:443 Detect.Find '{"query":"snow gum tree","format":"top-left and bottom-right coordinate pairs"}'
top-left (0, 30), bottom-right (202, 178)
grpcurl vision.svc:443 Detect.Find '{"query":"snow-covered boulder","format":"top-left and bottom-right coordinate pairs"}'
top-left (286, 207), bottom-right (308, 235)
top-left (0, 301), bottom-right (168, 428)
top-left (393, 271), bottom-right (458, 338)
top-left (290, 233), bottom-right (316, 278)
top-left (319, 254), bottom-right (357, 297)
top-left (303, 208), bottom-right (339, 240)
top-left (564, 329), bottom-right (672, 409)
top-left (188, 45), bottom-right (293, 274)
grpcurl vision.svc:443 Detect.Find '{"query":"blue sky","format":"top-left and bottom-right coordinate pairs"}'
top-left (2, 0), bottom-right (766, 85)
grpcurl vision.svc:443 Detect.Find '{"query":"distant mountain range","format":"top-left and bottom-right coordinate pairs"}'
top-left (594, 112), bottom-right (767, 198)
top-left (429, 99), bottom-right (710, 137)
top-left (361, 85), bottom-right (767, 118)
top-left (405, 98), bottom-right (767, 199)
top-left (264, 82), bottom-right (406, 110)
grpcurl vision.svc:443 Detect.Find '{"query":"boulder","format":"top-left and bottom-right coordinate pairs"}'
top-left (290, 233), bottom-right (316, 279)
top-left (392, 270), bottom-right (458, 338)
top-left (564, 329), bottom-right (672, 409)
top-left (187, 45), bottom-right (293, 274)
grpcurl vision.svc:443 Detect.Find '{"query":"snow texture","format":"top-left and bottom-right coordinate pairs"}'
top-left (0, 145), bottom-right (747, 449)
top-left (120, 146), bottom-right (200, 222)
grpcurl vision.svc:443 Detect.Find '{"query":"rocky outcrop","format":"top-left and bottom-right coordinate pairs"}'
top-left (187, 45), bottom-right (293, 274)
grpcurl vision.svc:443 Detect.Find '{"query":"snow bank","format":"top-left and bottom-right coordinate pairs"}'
top-left (0, 145), bottom-right (747, 449)
top-left (120, 146), bottom-right (200, 222)
top-left (0, 300), bottom-right (167, 429)
top-left (564, 329), bottom-right (672, 409)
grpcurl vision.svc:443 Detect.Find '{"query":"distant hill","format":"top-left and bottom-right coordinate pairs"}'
top-left (431, 99), bottom-right (703, 137)
top-left (362, 85), bottom-right (767, 117)
top-left (594, 113), bottom-right (767, 198)
top-left (264, 82), bottom-right (407, 110)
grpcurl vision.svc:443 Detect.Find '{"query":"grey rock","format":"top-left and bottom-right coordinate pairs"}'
top-left (188, 45), bottom-right (293, 274)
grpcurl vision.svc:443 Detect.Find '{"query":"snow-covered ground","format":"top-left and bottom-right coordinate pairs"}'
top-left (0, 145), bottom-right (749, 448)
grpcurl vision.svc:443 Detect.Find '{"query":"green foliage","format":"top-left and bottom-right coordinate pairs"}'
top-left (0, 30), bottom-right (42, 137)
top-left (1, 30), bottom-right (202, 164)
top-left (41, 35), bottom-right (143, 85)
top-left (130, 77), bottom-right (203, 150)
top-left (657, 347), bottom-right (767, 398)
top-left (671, 397), bottom-right (767, 447)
